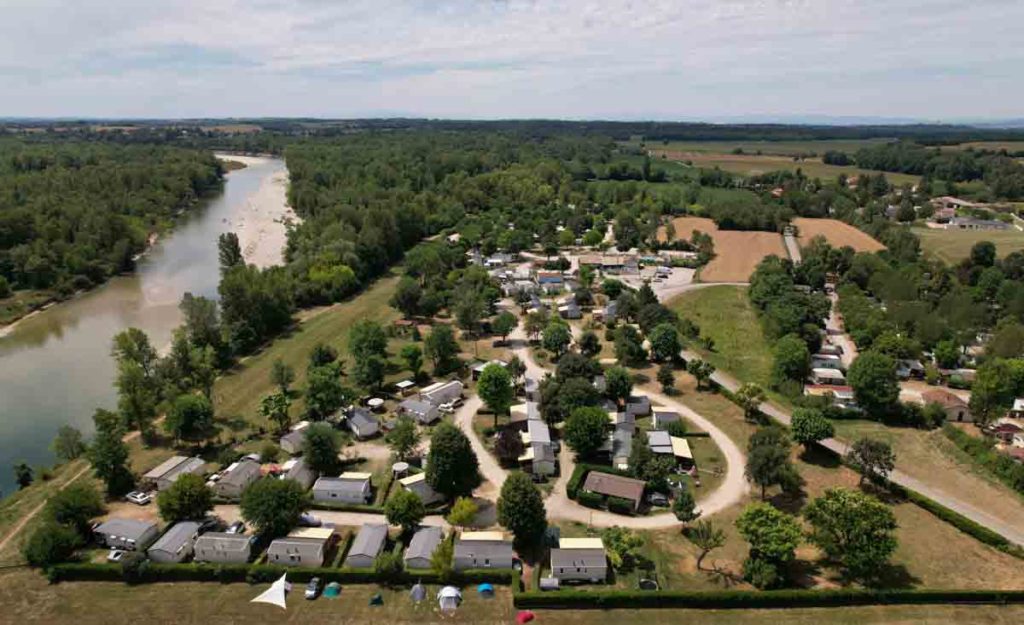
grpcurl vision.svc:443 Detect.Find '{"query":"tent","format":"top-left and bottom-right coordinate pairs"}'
top-left (323, 582), bottom-right (341, 598)
top-left (369, 593), bottom-right (384, 606)
top-left (516, 610), bottom-right (536, 624)
top-left (477, 583), bottom-right (494, 597)
top-left (410, 583), bottom-right (427, 603)
top-left (251, 574), bottom-right (290, 610)
top-left (437, 586), bottom-right (462, 611)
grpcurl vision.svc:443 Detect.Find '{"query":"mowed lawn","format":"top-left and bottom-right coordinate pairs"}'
top-left (914, 226), bottom-right (1024, 264)
top-left (668, 285), bottom-right (773, 389)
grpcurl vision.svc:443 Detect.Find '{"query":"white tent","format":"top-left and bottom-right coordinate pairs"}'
top-left (251, 573), bottom-right (290, 610)
top-left (437, 586), bottom-right (462, 611)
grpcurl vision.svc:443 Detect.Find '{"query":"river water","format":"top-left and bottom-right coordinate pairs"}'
top-left (0, 155), bottom-right (289, 497)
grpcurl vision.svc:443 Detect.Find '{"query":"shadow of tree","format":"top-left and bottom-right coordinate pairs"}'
top-left (800, 445), bottom-right (840, 468)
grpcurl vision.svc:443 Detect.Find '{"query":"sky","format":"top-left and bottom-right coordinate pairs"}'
top-left (1, 0), bottom-right (1022, 121)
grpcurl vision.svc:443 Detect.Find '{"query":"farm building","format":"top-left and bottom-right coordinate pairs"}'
top-left (581, 472), bottom-right (645, 511)
top-left (147, 521), bottom-right (200, 564)
top-left (945, 216), bottom-right (1010, 231)
top-left (142, 456), bottom-right (205, 491)
top-left (345, 523), bottom-right (388, 568)
top-left (550, 537), bottom-right (608, 583)
top-left (399, 472), bottom-right (443, 505)
top-left (312, 472), bottom-right (372, 504)
top-left (193, 532), bottom-right (252, 564)
top-left (212, 458), bottom-right (262, 499)
top-left (404, 526), bottom-right (444, 570)
top-left (454, 532), bottom-right (515, 570)
top-left (921, 389), bottom-right (972, 423)
top-left (93, 518), bottom-right (160, 552)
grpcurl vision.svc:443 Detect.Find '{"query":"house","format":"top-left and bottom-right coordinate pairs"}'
top-left (523, 377), bottom-right (540, 402)
top-left (990, 422), bottom-right (1022, 444)
top-left (519, 419), bottom-right (556, 475)
top-left (404, 526), bottom-right (444, 570)
top-left (610, 427), bottom-right (632, 470)
top-left (920, 388), bottom-right (971, 423)
top-left (593, 301), bottom-right (618, 324)
top-left (421, 380), bottom-right (464, 407)
top-left (93, 518), bottom-right (160, 552)
top-left (267, 529), bottom-right (333, 568)
top-left (143, 456), bottom-right (205, 491)
top-left (647, 430), bottom-right (694, 469)
top-left (625, 395), bottom-right (651, 418)
top-left (810, 354), bottom-right (844, 371)
top-left (147, 521), bottom-right (200, 563)
top-left (510, 401), bottom-right (541, 429)
top-left (193, 532), bottom-right (252, 564)
top-left (810, 367), bottom-right (846, 386)
top-left (395, 379), bottom-right (417, 396)
top-left (896, 359), bottom-right (926, 380)
top-left (652, 406), bottom-right (681, 429)
top-left (946, 216), bottom-right (1010, 231)
top-left (345, 523), bottom-right (388, 568)
top-left (280, 457), bottom-right (316, 490)
top-left (399, 398), bottom-right (440, 425)
top-left (536, 271), bottom-right (565, 294)
top-left (212, 458), bottom-right (261, 499)
top-left (607, 411), bottom-right (635, 433)
top-left (550, 537), bottom-right (608, 583)
top-left (558, 301), bottom-right (582, 319)
top-left (453, 532), bottom-right (515, 570)
top-left (346, 407), bottom-right (380, 439)
top-left (279, 421), bottom-right (310, 455)
top-left (312, 472), bottom-right (372, 505)
top-left (472, 359), bottom-right (508, 381)
top-left (581, 472), bottom-right (645, 511)
top-left (399, 472), bottom-right (443, 505)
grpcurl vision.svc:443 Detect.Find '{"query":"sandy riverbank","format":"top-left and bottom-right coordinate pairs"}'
top-left (214, 154), bottom-right (298, 269)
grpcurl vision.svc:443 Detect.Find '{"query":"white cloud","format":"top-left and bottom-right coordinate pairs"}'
top-left (0, 0), bottom-right (1021, 119)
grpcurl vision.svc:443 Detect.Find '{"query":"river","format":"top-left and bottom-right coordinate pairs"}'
top-left (0, 155), bottom-right (290, 497)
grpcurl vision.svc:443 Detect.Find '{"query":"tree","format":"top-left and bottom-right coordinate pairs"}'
top-left (309, 342), bottom-right (338, 367)
top-left (771, 334), bottom-right (811, 387)
top-left (604, 365), bottom-right (633, 406)
top-left (165, 394), bottom-right (215, 443)
top-left (385, 416), bottom-right (421, 461)
top-left (735, 502), bottom-right (802, 588)
top-left (673, 487), bottom-right (701, 524)
top-left (933, 340), bottom-right (960, 369)
top-left (13, 462), bottom-right (33, 489)
top-left (426, 422), bottom-right (482, 499)
top-left (239, 477), bottom-right (311, 538)
top-left (218, 232), bottom-right (244, 273)
top-left (579, 330), bottom-right (601, 358)
top-left (260, 391), bottom-right (293, 434)
top-left (497, 471), bottom-right (547, 547)
top-left (492, 311), bottom-right (518, 344)
top-left (542, 321), bottom-right (572, 358)
top-left (687, 359), bottom-right (716, 390)
top-left (446, 497), bottom-right (478, 530)
top-left (602, 279), bottom-right (625, 300)
top-left (478, 363), bottom-right (514, 427)
top-left (112, 328), bottom-right (160, 440)
top-left (431, 537), bottom-right (455, 579)
top-left (648, 323), bottom-right (682, 362)
top-left (305, 363), bottom-right (346, 419)
top-left (614, 325), bottom-right (647, 366)
top-left (351, 354), bottom-right (386, 390)
top-left (270, 358), bottom-right (296, 394)
top-left (46, 483), bottom-right (104, 535)
top-left (50, 425), bottom-right (86, 463)
top-left (689, 520), bottom-right (726, 570)
top-left (735, 383), bottom-right (766, 422)
top-left (602, 526), bottom-right (644, 570)
top-left (400, 344), bottom-right (423, 377)
top-left (494, 427), bottom-right (526, 465)
top-left (88, 409), bottom-right (134, 497)
top-left (847, 351), bottom-right (900, 417)
top-left (189, 345), bottom-right (217, 399)
top-left (556, 352), bottom-right (600, 381)
top-left (846, 437), bottom-right (896, 485)
top-left (302, 423), bottom-right (342, 475)
top-left (424, 325), bottom-right (460, 374)
top-left (260, 441), bottom-right (281, 463)
top-left (563, 406), bottom-right (608, 459)
top-left (349, 320), bottom-right (388, 363)
top-left (803, 488), bottom-right (898, 579)
top-left (454, 293), bottom-right (487, 336)
top-left (790, 408), bottom-right (834, 450)
top-left (157, 473), bottom-right (213, 522)
top-left (745, 426), bottom-right (797, 500)
top-left (524, 311), bottom-right (547, 341)
top-left (629, 435), bottom-right (676, 491)
top-left (384, 488), bottom-right (426, 535)
top-left (390, 277), bottom-right (423, 318)
top-left (657, 363), bottom-right (675, 392)
top-left (969, 358), bottom-right (1021, 425)
top-left (23, 521), bottom-right (81, 568)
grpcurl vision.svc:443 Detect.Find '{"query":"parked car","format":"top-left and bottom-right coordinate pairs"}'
top-left (646, 492), bottom-right (669, 507)
top-left (439, 398), bottom-right (464, 413)
top-left (125, 491), bottom-right (151, 506)
top-left (305, 577), bottom-right (322, 600)
top-left (298, 513), bottom-right (322, 527)
top-left (107, 549), bottom-right (126, 563)
top-left (225, 521), bottom-right (246, 535)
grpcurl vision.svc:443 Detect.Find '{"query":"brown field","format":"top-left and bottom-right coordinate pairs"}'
top-left (658, 216), bottom-right (786, 282)
top-left (792, 217), bottom-right (886, 252)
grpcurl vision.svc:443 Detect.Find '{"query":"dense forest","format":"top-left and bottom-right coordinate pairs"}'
top-left (0, 139), bottom-right (224, 295)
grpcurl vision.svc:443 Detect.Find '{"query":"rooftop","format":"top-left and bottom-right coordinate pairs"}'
top-left (559, 537), bottom-right (604, 550)
top-left (459, 531), bottom-right (506, 542)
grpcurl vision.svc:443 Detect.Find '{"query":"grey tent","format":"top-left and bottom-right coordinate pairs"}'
top-left (410, 582), bottom-right (427, 603)
top-left (437, 586), bottom-right (462, 611)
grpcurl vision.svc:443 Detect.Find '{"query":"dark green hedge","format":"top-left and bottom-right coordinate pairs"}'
top-left (942, 424), bottom-right (1024, 492)
top-left (607, 496), bottom-right (635, 516)
top-left (514, 588), bottom-right (1024, 610)
top-left (308, 501), bottom-right (385, 514)
top-left (577, 491), bottom-right (603, 509)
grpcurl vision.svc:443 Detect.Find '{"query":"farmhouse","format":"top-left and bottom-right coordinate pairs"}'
top-left (93, 518), bottom-right (160, 552)
top-left (346, 407), bottom-right (380, 439)
top-left (404, 525), bottom-right (444, 570)
top-left (453, 531), bottom-right (515, 570)
top-left (345, 523), bottom-right (388, 568)
top-left (420, 380), bottom-right (464, 406)
top-left (399, 398), bottom-right (440, 424)
top-left (279, 421), bottom-right (310, 455)
top-left (810, 367), bottom-right (847, 386)
top-left (550, 537), bottom-right (608, 583)
top-left (581, 471), bottom-right (645, 511)
top-left (399, 472), bottom-right (443, 505)
top-left (212, 457), bottom-right (261, 499)
top-left (312, 472), bottom-right (373, 504)
top-left (193, 532), bottom-right (252, 564)
top-left (147, 521), bottom-right (200, 564)
top-left (280, 457), bottom-right (316, 489)
top-left (142, 455), bottom-right (205, 491)
top-left (921, 388), bottom-right (972, 423)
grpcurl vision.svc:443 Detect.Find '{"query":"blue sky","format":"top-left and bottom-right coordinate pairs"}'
top-left (1, 0), bottom-right (1021, 120)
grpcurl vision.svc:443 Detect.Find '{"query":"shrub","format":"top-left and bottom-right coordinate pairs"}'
top-left (743, 557), bottom-right (782, 590)
top-left (577, 491), bottom-right (604, 509)
top-left (23, 521), bottom-right (81, 568)
top-left (607, 496), bottom-right (635, 516)
top-left (373, 551), bottom-right (405, 581)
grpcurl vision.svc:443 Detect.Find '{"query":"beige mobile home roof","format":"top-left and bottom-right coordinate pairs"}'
top-left (559, 537), bottom-right (604, 549)
top-left (460, 531), bottom-right (505, 541)
top-left (288, 527), bottom-right (335, 541)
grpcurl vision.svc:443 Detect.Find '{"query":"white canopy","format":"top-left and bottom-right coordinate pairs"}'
top-left (251, 574), bottom-right (290, 610)
top-left (437, 586), bottom-right (462, 611)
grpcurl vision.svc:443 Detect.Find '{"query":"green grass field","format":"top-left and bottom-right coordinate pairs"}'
top-left (914, 226), bottom-right (1024, 264)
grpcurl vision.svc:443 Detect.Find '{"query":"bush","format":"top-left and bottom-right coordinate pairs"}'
top-left (577, 491), bottom-right (604, 509)
top-left (607, 496), bottom-right (635, 516)
top-left (948, 375), bottom-right (972, 390)
top-left (373, 551), bottom-right (405, 581)
top-left (942, 425), bottom-right (1024, 495)
top-left (23, 521), bottom-right (81, 568)
top-left (743, 557), bottom-right (783, 590)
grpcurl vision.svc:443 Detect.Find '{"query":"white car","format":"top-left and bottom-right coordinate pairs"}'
top-left (439, 398), bottom-right (464, 413)
top-left (107, 549), bottom-right (126, 563)
top-left (125, 491), bottom-right (151, 506)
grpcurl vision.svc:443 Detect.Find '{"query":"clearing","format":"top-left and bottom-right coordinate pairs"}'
top-left (914, 226), bottom-right (1024, 264)
top-left (792, 218), bottom-right (885, 253)
top-left (658, 217), bottom-right (787, 282)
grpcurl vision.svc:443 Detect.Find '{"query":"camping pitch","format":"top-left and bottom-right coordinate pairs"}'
top-left (251, 574), bottom-right (290, 610)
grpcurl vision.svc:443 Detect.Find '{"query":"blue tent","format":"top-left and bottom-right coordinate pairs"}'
top-left (477, 583), bottom-right (495, 596)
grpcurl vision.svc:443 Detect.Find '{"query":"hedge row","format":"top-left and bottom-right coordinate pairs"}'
top-left (307, 501), bottom-right (385, 514)
top-left (942, 424), bottom-right (1024, 493)
top-left (514, 588), bottom-right (1024, 610)
top-left (47, 561), bottom-right (519, 586)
